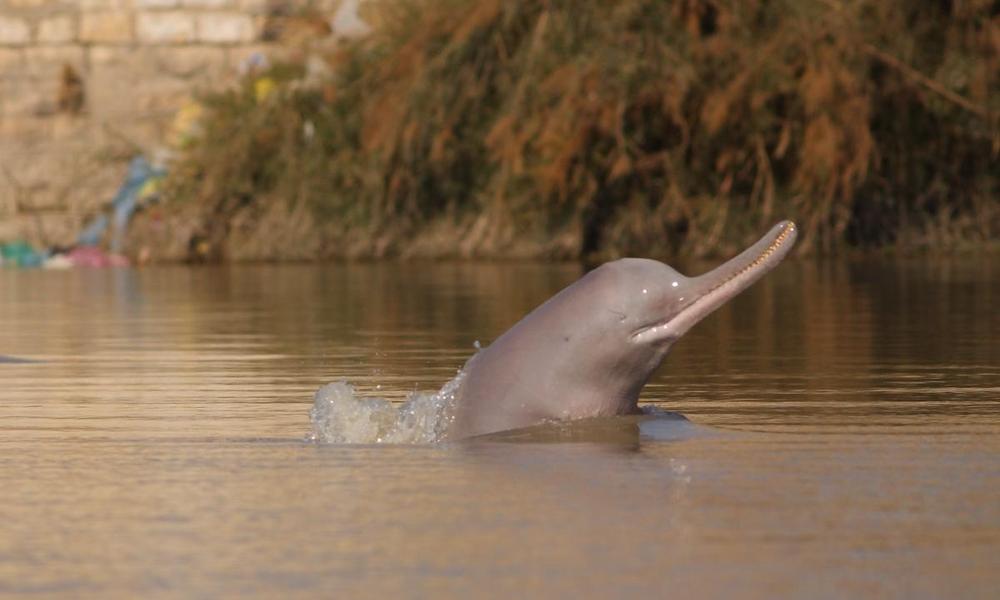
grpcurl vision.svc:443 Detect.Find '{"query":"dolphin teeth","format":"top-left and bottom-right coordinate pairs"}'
top-left (632, 222), bottom-right (796, 344)
top-left (707, 221), bottom-right (795, 295)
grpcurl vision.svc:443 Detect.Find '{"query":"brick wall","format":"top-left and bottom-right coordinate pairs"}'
top-left (0, 0), bottom-right (354, 249)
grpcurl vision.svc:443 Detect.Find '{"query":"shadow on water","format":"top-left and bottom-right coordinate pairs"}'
top-left (466, 411), bottom-right (715, 451)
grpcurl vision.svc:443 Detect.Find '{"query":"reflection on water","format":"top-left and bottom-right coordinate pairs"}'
top-left (0, 259), bottom-right (998, 596)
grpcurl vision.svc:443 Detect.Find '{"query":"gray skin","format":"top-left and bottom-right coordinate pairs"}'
top-left (447, 220), bottom-right (798, 439)
top-left (0, 356), bottom-right (38, 364)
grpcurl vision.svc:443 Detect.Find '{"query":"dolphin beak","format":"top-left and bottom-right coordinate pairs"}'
top-left (632, 220), bottom-right (797, 344)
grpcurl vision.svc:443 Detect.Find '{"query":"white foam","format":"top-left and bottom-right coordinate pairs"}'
top-left (307, 372), bottom-right (465, 444)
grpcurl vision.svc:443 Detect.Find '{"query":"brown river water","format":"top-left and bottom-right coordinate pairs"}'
top-left (1, 259), bottom-right (998, 597)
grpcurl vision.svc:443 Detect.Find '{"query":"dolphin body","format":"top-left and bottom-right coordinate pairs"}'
top-left (0, 355), bottom-right (39, 364)
top-left (447, 220), bottom-right (798, 439)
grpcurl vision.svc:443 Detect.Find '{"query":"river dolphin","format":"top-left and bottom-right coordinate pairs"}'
top-left (0, 355), bottom-right (39, 364)
top-left (447, 220), bottom-right (798, 439)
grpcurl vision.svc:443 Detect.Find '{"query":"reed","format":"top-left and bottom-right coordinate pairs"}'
top-left (164, 0), bottom-right (998, 260)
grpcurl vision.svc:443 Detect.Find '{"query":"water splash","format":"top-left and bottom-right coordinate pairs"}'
top-left (307, 372), bottom-right (465, 444)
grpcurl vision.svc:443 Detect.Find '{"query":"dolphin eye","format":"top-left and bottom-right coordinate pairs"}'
top-left (608, 309), bottom-right (627, 322)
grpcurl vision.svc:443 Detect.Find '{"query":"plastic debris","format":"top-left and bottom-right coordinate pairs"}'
top-left (75, 155), bottom-right (165, 254)
top-left (76, 214), bottom-right (108, 247)
top-left (3, 154), bottom-right (165, 269)
top-left (67, 246), bottom-right (129, 268)
top-left (1, 241), bottom-right (44, 269)
top-left (43, 254), bottom-right (73, 270)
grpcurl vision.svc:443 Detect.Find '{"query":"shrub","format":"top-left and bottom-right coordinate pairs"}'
top-left (165, 0), bottom-right (999, 259)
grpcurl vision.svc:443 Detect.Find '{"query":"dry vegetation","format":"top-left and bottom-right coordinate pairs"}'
top-left (163, 0), bottom-right (999, 260)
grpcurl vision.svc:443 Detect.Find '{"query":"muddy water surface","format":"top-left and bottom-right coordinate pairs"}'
top-left (1, 259), bottom-right (998, 597)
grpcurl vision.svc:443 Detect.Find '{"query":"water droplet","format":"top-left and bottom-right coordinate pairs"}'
top-left (473, 340), bottom-right (481, 350)
top-left (672, 281), bottom-right (679, 287)
top-left (642, 288), bottom-right (648, 294)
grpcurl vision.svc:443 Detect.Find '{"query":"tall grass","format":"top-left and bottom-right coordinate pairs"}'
top-left (165, 0), bottom-right (998, 260)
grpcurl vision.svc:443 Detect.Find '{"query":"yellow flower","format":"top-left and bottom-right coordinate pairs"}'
top-left (255, 77), bottom-right (277, 103)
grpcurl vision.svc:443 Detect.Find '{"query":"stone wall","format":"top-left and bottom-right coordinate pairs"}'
top-left (0, 0), bottom-right (356, 248)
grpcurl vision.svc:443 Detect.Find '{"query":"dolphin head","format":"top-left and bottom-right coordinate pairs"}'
top-left (567, 221), bottom-right (798, 393)
top-left (625, 220), bottom-right (798, 347)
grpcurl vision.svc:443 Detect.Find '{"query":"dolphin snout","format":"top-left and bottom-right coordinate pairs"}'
top-left (632, 221), bottom-right (797, 344)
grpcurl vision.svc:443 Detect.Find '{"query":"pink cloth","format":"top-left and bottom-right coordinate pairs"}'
top-left (67, 246), bottom-right (129, 268)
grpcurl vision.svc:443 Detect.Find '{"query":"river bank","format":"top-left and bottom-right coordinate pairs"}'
top-left (1, 0), bottom-right (996, 265)
top-left (140, 0), bottom-right (995, 263)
